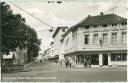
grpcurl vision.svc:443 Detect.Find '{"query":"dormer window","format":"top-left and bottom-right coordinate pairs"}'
top-left (85, 25), bottom-right (90, 29)
top-left (102, 24), bottom-right (107, 27)
top-left (121, 23), bottom-right (127, 25)
top-left (62, 29), bottom-right (65, 32)
top-left (112, 24), bottom-right (117, 26)
top-left (93, 25), bottom-right (98, 28)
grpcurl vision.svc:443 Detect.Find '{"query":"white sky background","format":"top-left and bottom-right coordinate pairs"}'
top-left (7, 1), bottom-right (127, 52)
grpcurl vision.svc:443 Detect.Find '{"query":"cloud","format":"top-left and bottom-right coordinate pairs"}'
top-left (9, 2), bottom-right (127, 51)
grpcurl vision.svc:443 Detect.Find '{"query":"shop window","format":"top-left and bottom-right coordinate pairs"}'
top-left (84, 34), bottom-right (90, 44)
top-left (90, 54), bottom-right (99, 65)
top-left (111, 53), bottom-right (116, 61)
top-left (111, 53), bottom-right (127, 61)
top-left (80, 55), bottom-right (84, 64)
top-left (77, 55), bottom-right (84, 65)
top-left (116, 54), bottom-right (122, 61)
top-left (122, 53), bottom-right (127, 61)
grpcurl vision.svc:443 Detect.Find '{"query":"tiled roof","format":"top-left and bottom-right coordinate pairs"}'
top-left (63, 14), bottom-right (127, 38)
top-left (77, 14), bottom-right (127, 26)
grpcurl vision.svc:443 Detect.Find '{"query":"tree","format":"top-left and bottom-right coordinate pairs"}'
top-left (1, 2), bottom-right (41, 62)
top-left (26, 26), bottom-right (41, 62)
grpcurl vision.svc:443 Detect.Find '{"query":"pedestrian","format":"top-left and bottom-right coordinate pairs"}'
top-left (88, 59), bottom-right (91, 68)
top-left (72, 62), bottom-right (75, 68)
top-left (65, 58), bottom-right (68, 67)
top-left (69, 58), bottom-right (72, 67)
top-left (83, 58), bottom-right (87, 68)
top-left (40, 59), bottom-right (42, 63)
top-left (67, 59), bottom-right (69, 67)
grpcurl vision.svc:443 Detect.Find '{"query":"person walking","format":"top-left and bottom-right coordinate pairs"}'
top-left (88, 59), bottom-right (91, 68)
top-left (83, 58), bottom-right (87, 68)
top-left (65, 58), bottom-right (69, 67)
top-left (69, 58), bottom-right (72, 67)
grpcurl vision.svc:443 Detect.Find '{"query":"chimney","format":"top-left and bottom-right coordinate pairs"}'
top-left (88, 15), bottom-right (91, 17)
top-left (100, 12), bottom-right (104, 15)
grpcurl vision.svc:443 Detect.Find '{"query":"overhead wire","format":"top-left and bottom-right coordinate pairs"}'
top-left (9, 2), bottom-right (54, 32)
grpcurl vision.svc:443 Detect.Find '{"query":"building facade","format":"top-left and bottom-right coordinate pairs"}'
top-left (52, 27), bottom-right (68, 60)
top-left (62, 13), bottom-right (127, 67)
top-left (44, 48), bottom-right (52, 59)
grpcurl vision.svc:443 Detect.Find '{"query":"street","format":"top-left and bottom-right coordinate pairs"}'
top-left (2, 62), bottom-right (127, 82)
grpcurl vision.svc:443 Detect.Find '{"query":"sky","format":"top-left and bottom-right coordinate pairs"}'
top-left (7, 1), bottom-right (127, 52)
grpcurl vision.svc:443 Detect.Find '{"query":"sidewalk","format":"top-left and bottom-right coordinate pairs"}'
top-left (56, 63), bottom-right (127, 69)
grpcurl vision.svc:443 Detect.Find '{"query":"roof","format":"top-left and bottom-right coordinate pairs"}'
top-left (63, 14), bottom-right (127, 38)
top-left (77, 14), bottom-right (127, 26)
top-left (52, 27), bottom-right (68, 38)
top-left (3, 52), bottom-right (14, 59)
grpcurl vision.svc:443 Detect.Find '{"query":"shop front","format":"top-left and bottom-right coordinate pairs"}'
top-left (65, 51), bottom-right (127, 67)
top-left (75, 54), bottom-right (99, 66)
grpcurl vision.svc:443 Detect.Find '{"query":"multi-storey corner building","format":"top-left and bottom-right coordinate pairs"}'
top-left (62, 13), bottom-right (127, 67)
top-left (52, 27), bottom-right (68, 60)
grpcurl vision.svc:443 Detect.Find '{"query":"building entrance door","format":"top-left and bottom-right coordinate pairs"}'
top-left (103, 53), bottom-right (108, 65)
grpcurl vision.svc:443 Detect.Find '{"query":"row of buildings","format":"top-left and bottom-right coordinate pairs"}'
top-left (48, 12), bottom-right (127, 67)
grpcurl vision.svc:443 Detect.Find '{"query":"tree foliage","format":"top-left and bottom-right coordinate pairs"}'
top-left (1, 2), bottom-right (41, 62)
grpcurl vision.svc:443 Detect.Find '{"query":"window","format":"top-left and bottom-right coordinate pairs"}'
top-left (103, 34), bottom-right (108, 43)
top-left (94, 34), bottom-right (98, 44)
top-left (85, 26), bottom-right (90, 29)
top-left (111, 53), bottom-right (116, 61)
top-left (84, 34), bottom-right (90, 44)
top-left (116, 54), bottom-right (122, 61)
top-left (93, 25), bottom-right (98, 28)
top-left (102, 24), bottom-right (107, 27)
top-left (121, 32), bottom-right (127, 43)
top-left (62, 29), bottom-right (65, 32)
top-left (121, 23), bottom-right (127, 25)
top-left (111, 33), bottom-right (117, 43)
top-left (122, 53), bottom-right (127, 61)
top-left (112, 24), bottom-right (117, 26)
top-left (111, 53), bottom-right (127, 61)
